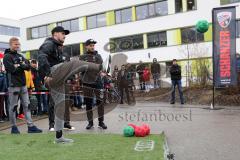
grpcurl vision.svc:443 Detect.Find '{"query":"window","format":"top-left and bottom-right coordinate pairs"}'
top-left (38, 26), bottom-right (47, 38)
top-left (71, 19), bottom-right (79, 32)
top-left (97, 13), bottom-right (106, 27)
top-left (148, 3), bottom-right (156, 17)
top-left (136, 5), bottom-right (149, 20)
top-left (115, 8), bottom-right (132, 24)
top-left (30, 25), bottom-right (47, 39)
top-left (111, 34), bottom-right (143, 53)
top-left (166, 61), bottom-right (172, 78)
top-left (175, 0), bottom-right (183, 13)
top-left (237, 20), bottom-right (240, 38)
top-left (57, 19), bottom-right (79, 32)
top-left (155, 1), bottom-right (168, 16)
top-left (63, 43), bottom-right (80, 57)
top-left (0, 26), bottom-right (5, 35)
top-left (87, 13), bottom-right (106, 29)
top-left (61, 21), bottom-right (71, 31)
top-left (87, 15), bottom-right (97, 29)
top-left (13, 27), bottom-right (20, 36)
top-left (0, 25), bottom-right (20, 36)
top-left (187, 0), bottom-right (196, 11)
top-left (0, 42), bottom-right (9, 52)
top-left (31, 27), bottom-right (39, 39)
top-left (181, 27), bottom-right (204, 44)
top-left (63, 45), bottom-right (72, 57)
top-left (30, 50), bottom-right (38, 60)
top-left (133, 35), bottom-right (144, 49)
top-left (6, 26), bottom-right (14, 36)
top-left (115, 11), bottom-right (122, 24)
top-left (136, 1), bottom-right (168, 20)
top-left (147, 31), bottom-right (167, 48)
top-left (220, 0), bottom-right (240, 5)
top-left (72, 44), bottom-right (80, 57)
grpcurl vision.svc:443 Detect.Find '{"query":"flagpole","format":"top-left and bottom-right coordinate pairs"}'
top-left (212, 8), bottom-right (215, 109)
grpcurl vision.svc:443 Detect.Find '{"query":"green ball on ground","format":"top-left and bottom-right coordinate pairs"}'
top-left (196, 20), bottom-right (209, 33)
top-left (123, 126), bottom-right (135, 137)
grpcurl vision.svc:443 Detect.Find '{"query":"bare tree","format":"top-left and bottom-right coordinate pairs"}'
top-left (178, 29), bottom-right (212, 87)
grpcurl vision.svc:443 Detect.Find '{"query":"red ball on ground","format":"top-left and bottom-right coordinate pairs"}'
top-left (141, 124), bottom-right (150, 135)
top-left (135, 126), bottom-right (146, 137)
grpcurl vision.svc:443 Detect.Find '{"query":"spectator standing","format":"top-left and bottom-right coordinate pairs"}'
top-left (151, 58), bottom-right (161, 88)
top-left (30, 59), bottom-right (48, 115)
top-left (0, 64), bottom-right (7, 122)
top-left (136, 61), bottom-right (145, 90)
top-left (3, 37), bottom-right (42, 134)
top-left (117, 65), bottom-right (130, 104)
top-left (143, 66), bottom-right (151, 92)
top-left (170, 59), bottom-right (184, 105)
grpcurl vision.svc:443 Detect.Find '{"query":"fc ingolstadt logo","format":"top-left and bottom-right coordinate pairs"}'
top-left (217, 12), bottom-right (232, 28)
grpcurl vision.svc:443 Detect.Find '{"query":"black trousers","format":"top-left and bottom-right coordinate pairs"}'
top-left (120, 86), bottom-right (130, 103)
top-left (84, 90), bottom-right (104, 124)
top-left (48, 95), bottom-right (71, 127)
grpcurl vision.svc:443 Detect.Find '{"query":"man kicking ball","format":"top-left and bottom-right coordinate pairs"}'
top-left (38, 26), bottom-right (101, 143)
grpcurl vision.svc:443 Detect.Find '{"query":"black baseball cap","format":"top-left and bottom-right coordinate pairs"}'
top-left (51, 26), bottom-right (70, 35)
top-left (85, 39), bottom-right (97, 46)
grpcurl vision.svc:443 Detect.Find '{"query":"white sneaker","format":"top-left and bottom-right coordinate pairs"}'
top-left (55, 137), bottom-right (74, 144)
top-left (49, 128), bottom-right (55, 132)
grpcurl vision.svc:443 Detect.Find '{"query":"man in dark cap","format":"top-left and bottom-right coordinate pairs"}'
top-left (38, 27), bottom-right (101, 143)
top-left (80, 39), bottom-right (107, 130)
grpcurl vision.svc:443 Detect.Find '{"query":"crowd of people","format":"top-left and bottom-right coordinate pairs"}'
top-left (0, 26), bottom-right (184, 143)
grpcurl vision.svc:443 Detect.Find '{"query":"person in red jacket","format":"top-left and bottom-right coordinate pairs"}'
top-left (143, 67), bottom-right (151, 92)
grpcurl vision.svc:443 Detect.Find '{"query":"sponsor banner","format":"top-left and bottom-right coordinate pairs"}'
top-left (212, 6), bottom-right (237, 87)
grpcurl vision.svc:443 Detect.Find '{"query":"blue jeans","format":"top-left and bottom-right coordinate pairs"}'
top-left (152, 73), bottom-right (160, 88)
top-left (36, 94), bottom-right (48, 113)
top-left (74, 95), bottom-right (82, 108)
top-left (171, 80), bottom-right (184, 103)
top-left (42, 94), bottom-right (48, 112)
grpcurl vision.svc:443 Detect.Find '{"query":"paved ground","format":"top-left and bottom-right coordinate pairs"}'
top-left (2, 102), bottom-right (240, 160)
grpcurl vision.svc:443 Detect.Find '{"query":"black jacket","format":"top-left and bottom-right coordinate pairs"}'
top-left (38, 37), bottom-right (64, 79)
top-left (170, 64), bottom-right (182, 80)
top-left (79, 51), bottom-right (103, 64)
top-left (31, 67), bottom-right (43, 91)
top-left (3, 49), bottom-right (30, 87)
top-left (117, 70), bottom-right (129, 87)
top-left (137, 64), bottom-right (145, 75)
top-left (79, 51), bottom-right (103, 88)
top-left (151, 62), bottom-right (160, 74)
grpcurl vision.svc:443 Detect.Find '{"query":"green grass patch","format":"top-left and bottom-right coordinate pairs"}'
top-left (0, 133), bottom-right (164, 160)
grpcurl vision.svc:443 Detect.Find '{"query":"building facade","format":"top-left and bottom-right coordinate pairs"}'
top-left (0, 17), bottom-right (20, 55)
top-left (1, 0), bottom-right (240, 86)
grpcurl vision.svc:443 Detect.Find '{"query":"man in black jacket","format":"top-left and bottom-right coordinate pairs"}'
top-left (117, 65), bottom-right (130, 104)
top-left (38, 27), bottom-right (101, 143)
top-left (151, 58), bottom-right (161, 88)
top-left (38, 36), bottom-right (75, 132)
top-left (79, 39), bottom-right (107, 130)
top-left (169, 59), bottom-right (184, 104)
top-left (3, 37), bottom-right (42, 134)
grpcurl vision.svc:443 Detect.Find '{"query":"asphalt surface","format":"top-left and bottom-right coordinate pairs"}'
top-left (2, 102), bottom-right (240, 160)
